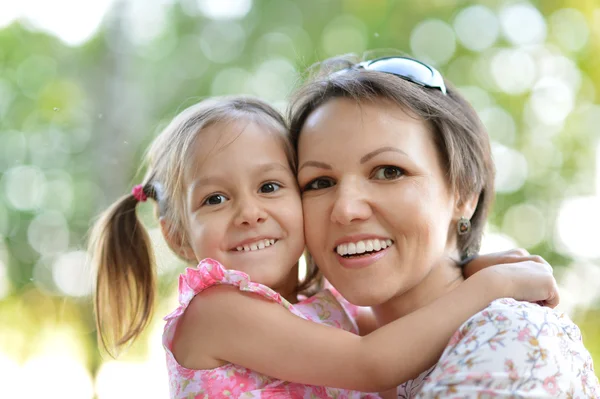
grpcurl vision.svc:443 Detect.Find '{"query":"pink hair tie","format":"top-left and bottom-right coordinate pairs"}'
top-left (132, 184), bottom-right (147, 202)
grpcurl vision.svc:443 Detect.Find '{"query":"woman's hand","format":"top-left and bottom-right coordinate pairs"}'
top-left (462, 248), bottom-right (549, 278)
top-left (479, 259), bottom-right (559, 308)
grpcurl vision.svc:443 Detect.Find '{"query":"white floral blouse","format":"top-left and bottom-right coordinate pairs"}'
top-left (398, 298), bottom-right (599, 398)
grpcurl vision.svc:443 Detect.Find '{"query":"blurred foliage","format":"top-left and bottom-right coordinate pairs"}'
top-left (0, 0), bottom-right (599, 396)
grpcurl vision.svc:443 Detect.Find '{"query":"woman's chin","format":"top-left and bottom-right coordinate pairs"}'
top-left (332, 280), bottom-right (398, 307)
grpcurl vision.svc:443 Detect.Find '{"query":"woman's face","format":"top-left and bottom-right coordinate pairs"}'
top-left (297, 97), bottom-right (461, 306)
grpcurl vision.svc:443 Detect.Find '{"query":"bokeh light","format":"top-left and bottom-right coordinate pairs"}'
top-left (492, 143), bottom-right (529, 194)
top-left (500, 2), bottom-right (547, 47)
top-left (453, 5), bottom-right (499, 52)
top-left (556, 196), bottom-right (600, 259)
top-left (52, 251), bottom-right (93, 297)
top-left (196, 0), bottom-right (252, 20)
top-left (549, 8), bottom-right (589, 53)
top-left (2, 165), bottom-right (47, 211)
top-left (410, 19), bottom-right (456, 66)
top-left (2, 0), bottom-right (599, 395)
top-left (322, 15), bottom-right (368, 57)
top-left (200, 21), bottom-right (246, 63)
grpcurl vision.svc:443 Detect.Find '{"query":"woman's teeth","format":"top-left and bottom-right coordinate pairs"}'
top-left (236, 239), bottom-right (276, 252)
top-left (336, 239), bottom-right (393, 256)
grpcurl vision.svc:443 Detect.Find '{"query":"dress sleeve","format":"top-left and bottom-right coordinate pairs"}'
top-left (416, 298), bottom-right (600, 398)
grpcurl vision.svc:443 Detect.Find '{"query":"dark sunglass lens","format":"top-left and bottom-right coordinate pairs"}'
top-left (367, 58), bottom-right (434, 85)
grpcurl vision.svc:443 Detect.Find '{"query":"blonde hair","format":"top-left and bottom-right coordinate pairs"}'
top-left (90, 96), bottom-right (321, 356)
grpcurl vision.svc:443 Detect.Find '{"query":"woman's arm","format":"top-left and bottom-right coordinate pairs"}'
top-left (174, 261), bottom-right (557, 392)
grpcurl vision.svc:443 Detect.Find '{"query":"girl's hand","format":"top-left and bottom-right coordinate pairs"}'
top-left (463, 248), bottom-right (549, 278)
top-left (480, 260), bottom-right (559, 308)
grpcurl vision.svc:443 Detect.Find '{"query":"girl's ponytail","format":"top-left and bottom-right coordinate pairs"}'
top-left (90, 183), bottom-right (157, 356)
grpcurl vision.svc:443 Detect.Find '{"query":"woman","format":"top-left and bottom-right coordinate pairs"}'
top-left (289, 55), bottom-right (599, 397)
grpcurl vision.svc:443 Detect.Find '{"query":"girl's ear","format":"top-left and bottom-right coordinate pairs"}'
top-left (159, 217), bottom-right (197, 262)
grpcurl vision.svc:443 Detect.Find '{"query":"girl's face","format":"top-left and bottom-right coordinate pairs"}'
top-left (175, 119), bottom-right (304, 296)
top-left (297, 98), bottom-right (461, 306)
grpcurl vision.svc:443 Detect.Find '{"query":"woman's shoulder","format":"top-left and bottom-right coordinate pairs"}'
top-left (415, 298), bottom-right (600, 398)
top-left (467, 298), bottom-right (582, 339)
top-left (448, 298), bottom-right (588, 361)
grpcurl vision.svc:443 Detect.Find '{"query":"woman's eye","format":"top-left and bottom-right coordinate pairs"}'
top-left (260, 182), bottom-right (281, 193)
top-left (304, 177), bottom-right (335, 191)
top-left (373, 166), bottom-right (404, 180)
top-left (203, 194), bottom-right (228, 206)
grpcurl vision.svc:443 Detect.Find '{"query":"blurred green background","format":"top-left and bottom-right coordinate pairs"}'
top-left (0, 0), bottom-right (599, 397)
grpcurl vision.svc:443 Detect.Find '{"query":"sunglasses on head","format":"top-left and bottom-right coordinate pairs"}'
top-left (343, 56), bottom-right (447, 95)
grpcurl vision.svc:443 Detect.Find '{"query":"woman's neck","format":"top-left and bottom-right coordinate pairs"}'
top-left (372, 256), bottom-right (464, 326)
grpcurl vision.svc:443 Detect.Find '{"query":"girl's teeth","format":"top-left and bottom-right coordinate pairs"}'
top-left (236, 239), bottom-right (277, 252)
top-left (335, 239), bottom-right (393, 256)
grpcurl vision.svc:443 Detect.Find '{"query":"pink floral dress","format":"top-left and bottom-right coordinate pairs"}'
top-left (162, 258), bottom-right (381, 399)
top-left (398, 298), bottom-right (600, 398)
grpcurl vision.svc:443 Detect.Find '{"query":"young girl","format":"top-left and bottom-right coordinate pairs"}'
top-left (90, 96), bottom-right (559, 398)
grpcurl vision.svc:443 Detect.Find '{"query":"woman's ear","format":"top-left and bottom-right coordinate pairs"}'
top-left (454, 192), bottom-right (479, 222)
top-left (159, 217), bottom-right (196, 262)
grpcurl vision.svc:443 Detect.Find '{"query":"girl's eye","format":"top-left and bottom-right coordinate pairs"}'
top-left (203, 194), bottom-right (228, 206)
top-left (260, 182), bottom-right (281, 193)
top-left (373, 166), bottom-right (404, 181)
top-left (304, 177), bottom-right (335, 191)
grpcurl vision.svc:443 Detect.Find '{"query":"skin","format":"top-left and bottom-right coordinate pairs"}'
top-left (297, 97), bottom-right (479, 325)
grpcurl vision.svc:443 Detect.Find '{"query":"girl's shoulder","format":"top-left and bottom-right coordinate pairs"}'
top-left (165, 258), bottom-right (298, 320)
top-left (163, 258), bottom-right (309, 340)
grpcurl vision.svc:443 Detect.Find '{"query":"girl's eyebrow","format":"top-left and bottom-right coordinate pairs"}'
top-left (190, 162), bottom-right (290, 189)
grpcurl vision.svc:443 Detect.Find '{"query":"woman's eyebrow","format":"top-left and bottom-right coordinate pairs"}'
top-left (298, 160), bottom-right (332, 172)
top-left (360, 147), bottom-right (409, 164)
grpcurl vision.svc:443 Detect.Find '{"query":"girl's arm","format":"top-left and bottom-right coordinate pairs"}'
top-left (174, 261), bottom-right (557, 392)
top-left (462, 248), bottom-right (548, 278)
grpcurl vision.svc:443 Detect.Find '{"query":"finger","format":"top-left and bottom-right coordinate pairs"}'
top-left (511, 248), bottom-right (530, 257)
top-left (529, 255), bottom-right (550, 266)
top-left (542, 285), bottom-right (560, 309)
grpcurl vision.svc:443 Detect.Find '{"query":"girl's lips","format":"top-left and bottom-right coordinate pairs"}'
top-left (336, 245), bottom-right (391, 269)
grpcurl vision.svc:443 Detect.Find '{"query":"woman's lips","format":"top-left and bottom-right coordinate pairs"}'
top-left (335, 243), bottom-right (392, 269)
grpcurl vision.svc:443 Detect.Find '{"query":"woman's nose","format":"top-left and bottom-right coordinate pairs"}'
top-left (234, 198), bottom-right (268, 227)
top-left (330, 178), bottom-right (372, 225)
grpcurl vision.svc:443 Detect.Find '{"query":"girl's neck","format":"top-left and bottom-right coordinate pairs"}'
top-left (372, 256), bottom-right (464, 327)
top-left (276, 265), bottom-right (301, 304)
